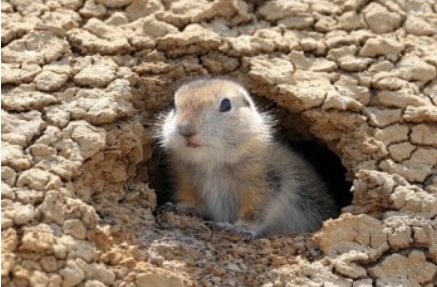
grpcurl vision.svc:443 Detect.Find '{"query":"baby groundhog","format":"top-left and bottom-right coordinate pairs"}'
top-left (159, 78), bottom-right (338, 239)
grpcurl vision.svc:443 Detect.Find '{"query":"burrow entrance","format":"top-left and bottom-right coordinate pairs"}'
top-left (145, 95), bottom-right (352, 221)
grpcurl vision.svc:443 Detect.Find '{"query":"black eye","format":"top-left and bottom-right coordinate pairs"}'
top-left (219, 98), bottom-right (231, 112)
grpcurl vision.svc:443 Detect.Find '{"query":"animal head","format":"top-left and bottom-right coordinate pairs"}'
top-left (160, 78), bottom-right (272, 165)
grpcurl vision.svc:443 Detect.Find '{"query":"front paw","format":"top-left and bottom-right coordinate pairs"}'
top-left (156, 202), bottom-right (199, 217)
top-left (206, 221), bottom-right (257, 241)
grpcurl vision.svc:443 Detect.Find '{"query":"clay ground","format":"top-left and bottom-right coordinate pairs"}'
top-left (2, 0), bottom-right (437, 286)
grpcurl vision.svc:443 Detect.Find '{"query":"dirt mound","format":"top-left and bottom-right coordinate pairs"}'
top-left (2, 0), bottom-right (437, 286)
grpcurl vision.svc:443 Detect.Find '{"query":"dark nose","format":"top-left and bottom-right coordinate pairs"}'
top-left (177, 122), bottom-right (196, 137)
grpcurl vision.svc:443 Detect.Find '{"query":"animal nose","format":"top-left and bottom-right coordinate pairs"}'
top-left (177, 122), bottom-right (196, 137)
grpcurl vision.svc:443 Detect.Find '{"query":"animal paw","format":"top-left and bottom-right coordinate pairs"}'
top-left (156, 202), bottom-right (199, 216)
top-left (206, 221), bottom-right (257, 241)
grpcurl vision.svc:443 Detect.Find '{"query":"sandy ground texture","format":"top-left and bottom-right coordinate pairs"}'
top-left (2, 0), bottom-right (437, 286)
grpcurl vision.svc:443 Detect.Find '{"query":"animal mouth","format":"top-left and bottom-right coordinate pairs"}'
top-left (185, 139), bottom-right (201, 148)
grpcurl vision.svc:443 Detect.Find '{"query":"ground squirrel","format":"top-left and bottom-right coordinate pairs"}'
top-left (158, 78), bottom-right (338, 239)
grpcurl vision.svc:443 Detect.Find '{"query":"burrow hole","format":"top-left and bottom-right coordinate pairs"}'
top-left (144, 95), bottom-right (353, 224)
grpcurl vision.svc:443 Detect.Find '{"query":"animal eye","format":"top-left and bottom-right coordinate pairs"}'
top-left (219, 98), bottom-right (232, 112)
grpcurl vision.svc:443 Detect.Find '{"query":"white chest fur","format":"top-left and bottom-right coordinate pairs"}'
top-left (193, 165), bottom-right (239, 223)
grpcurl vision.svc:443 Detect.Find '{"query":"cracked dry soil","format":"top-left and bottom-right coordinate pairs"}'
top-left (2, 0), bottom-right (437, 286)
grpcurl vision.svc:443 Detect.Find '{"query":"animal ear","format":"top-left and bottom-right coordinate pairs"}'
top-left (237, 85), bottom-right (255, 108)
top-left (242, 96), bottom-right (251, 107)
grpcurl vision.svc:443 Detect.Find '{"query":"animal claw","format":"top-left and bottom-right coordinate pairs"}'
top-left (156, 202), bottom-right (199, 216)
top-left (206, 221), bottom-right (257, 241)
